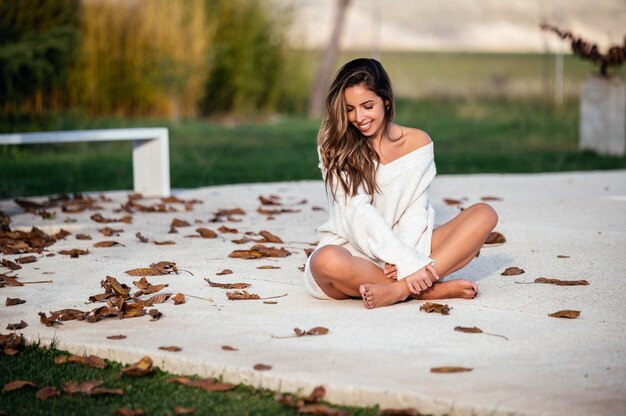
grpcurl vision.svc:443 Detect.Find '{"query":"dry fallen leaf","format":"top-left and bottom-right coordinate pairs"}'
top-left (91, 213), bottom-right (132, 224)
top-left (99, 227), bottom-right (124, 237)
top-left (501, 267), bottom-right (524, 276)
top-left (16, 255), bottom-right (37, 264)
top-left (443, 198), bottom-right (463, 205)
top-left (430, 367), bottom-right (473, 373)
top-left (93, 240), bottom-right (124, 248)
top-left (557, 255), bottom-right (570, 259)
top-left (205, 278), bottom-right (251, 290)
top-left (159, 346), bottom-right (182, 352)
top-left (419, 302), bottom-right (450, 315)
top-left (216, 269), bottom-right (233, 275)
top-left (1, 259), bottom-right (21, 270)
top-left (535, 277), bottom-right (589, 286)
top-left (55, 354), bottom-right (108, 369)
top-left (454, 326), bottom-right (509, 340)
top-left (229, 244), bottom-right (290, 259)
top-left (196, 228), bottom-right (217, 238)
top-left (6, 320), bottom-right (28, 330)
top-left (226, 290), bottom-right (260, 300)
top-left (6, 297), bottom-right (26, 306)
top-left (2, 380), bottom-right (37, 393)
top-left (36, 386), bottom-right (60, 400)
top-left (76, 233), bottom-right (92, 240)
top-left (222, 345), bottom-right (238, 351)
top-left (59, 248), bottom-right (90, 258)
top-left (484, 231), bottom-right (506, 245)
top-left (254, 363), bottom-right (272, 371)
top-left (144, 293), bottom-right (172, 306)
top-left (549, 310), bottom-right (580, 319)
top-left (149, 308), bottom-right (163, 321)
top-left (107, 335), bottom-right (127, 340)
top-left (172, 293), bottom-right (186, 305)
top-left (154, 240), bottom-right (176, 245)
top-left (258, 230), bottom-right (283, 243)
top-left (135, 232), bottom-right (149, 243)
top-left (114, 408), bottom-right (145, 416)
top-left (257, 265), bottom-right (280, 270)
top-left (378, 408), bottom-right (419, 416)
top-left (264, 301), bottom-right (277, 305)
top-left (174, 406), bottom-right (196, 415)
top-left (480, 196), bottom-right (502, 201)
top-left (1, 332), bottom-right (25, 355)
top-left (62, 379), bottom-right (123, 395)
top-left (121, 356), bottom-right (154, 377)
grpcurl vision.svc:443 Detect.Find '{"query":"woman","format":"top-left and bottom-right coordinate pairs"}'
top-left (304, 58), bottom-right (498, 309)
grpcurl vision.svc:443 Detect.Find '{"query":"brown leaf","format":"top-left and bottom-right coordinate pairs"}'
top-left (480, 196), bottom-right (502, 201)
top-left (6, 297), bottom-right (26, 306)
top-left (454, 326), bottom-right (483, 334)
top-left (304, 248), bottom-right (314, 257)
top-left (76, 233), bottom-right (92, 240)
top-left (0, 332), bottom-right (25, 355)
top-left (87, 305), bottom-right (122, 323)
top-left (419, 302), bottom-right (450, 315)
top-left (107, 335), bottom-right (127, 340)
top-left (191, 380), bottom-right (236, 392)
top-left (443, 198), bottom-right (463, 205)
top-left (254, 363), bottom-right (272, 371)
top-left (549, 310), bottom-right (580, 319)
top-left (106, 276), bottom-right (130, 296)
top-left (1, 259), bottom-right (21, 270)
top-left (378, 408), bottom-right (418, 416)
top-left (121, 302), bottom-right (146, 318)
top-left (430, 367), bottom-right (473, 373)
top-left (484, 231), bottom-right (506, 245)
top-left (16, 255), bottom-right (37, 264)
top-left (126, 267), bottom-right (161, 276)
top-left (205, 278), bottom-right (251, 289)
top-left (229, 244), bottom-right (290, 259)
top-left (91, 213), bottom-right (132, 224)
top-left (216, 269), bottom-right (233, 275)
top-left (39, 312), bottom-right (61, 327)
top-left (135, 232), bottom-right (149, 243)
top-left (259, 195), bottom-right (281, 205)
top-left (216, 208), bottom-right (245, 216)
top-left (305, 327), bottom-right (329, 336)
top-left (93, 240), bottom-right (124, 248)
top-left (6, 320), bottom-right (28, 330)
top-left (304, 385), bottom-right (326, 403)
top-left (132, 276), bottom-right (150, 289)
top-left (62, 379), bottom-right (104, 394)
top-left (55, 354), bottom-right (107, 369)
top-left (148, 308), bottom-right (163, 321)
top-left (226, 290), bottom-right (260, 300)
top-left (154, 240), bottom-right (176, 245)
top-left (222, 345), bottom-right (238, 351)
top-left (36, 386), bottom-right (60, 400)
top-left (159, 346), bottom-right (182, 352)
top-left (49, 308), bottom-right (87, 322)
top-left (264, 301), bottom-right (277, 304)
top-left (501, 267), bottom-right (524, 276)
top-left (557, 254), bottom-right (570, 258)
top-left (174, 406), bottom-right (196, 415)
top-left (298, 404), bottom-right (348, 415)
top-left (1, 275), bottom-right (23, 286)
top-left (121, 356), bottom-right (154, 377)
top-left (59, 248), bottom-right (90, 258)
top-left (257, 265), bottom-right (280, 269)
top-left (114, 409), bottom-right (145, 416)
top-left (258, 230), bottom-right (283, 243)
top-left (99, 227), bottom-right (124, 237)
top-left (257, 207), bottom-right (300, 215)
top-left (196, 228), bottom-right (217, 238)
top-left (3, 380), bottom-right (37, 393)
top-left (144, 293), bottom-right (172, 306)
top-left (535, 277), bottom-right (589, 286)
top-left (171, 218), bottom-right (191, 228)
top-left (218, 225), bottom-right (238, 234)
top-left (172, 293), bottom-right (186, 305)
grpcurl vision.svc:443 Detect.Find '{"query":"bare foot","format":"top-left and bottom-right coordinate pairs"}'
top-left (415, 279), bottom-right (478, 300)
top-left (359, 281), bottom-right (410, 309)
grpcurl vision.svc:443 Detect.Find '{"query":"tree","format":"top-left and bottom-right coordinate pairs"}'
top-left (307, 0), bottom-right (352, 119)
top-left (0, 0), bottom-right (79, 107)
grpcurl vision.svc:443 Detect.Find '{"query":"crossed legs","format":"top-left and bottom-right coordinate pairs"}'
top-left (309, 203), bottom-right (498, 308)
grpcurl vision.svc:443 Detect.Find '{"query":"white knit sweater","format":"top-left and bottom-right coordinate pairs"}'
top-left (312, 141), bottom-right (437, 280)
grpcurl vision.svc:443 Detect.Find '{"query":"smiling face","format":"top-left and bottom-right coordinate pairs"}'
top-left (344, 83), bottom-right (388, 139)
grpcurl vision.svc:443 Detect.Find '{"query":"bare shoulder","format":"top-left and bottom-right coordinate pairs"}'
top-left (399, 126), bottom-right (432, 152)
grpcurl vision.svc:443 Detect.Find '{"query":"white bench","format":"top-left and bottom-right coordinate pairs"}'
top-left (0, 128), bottom-right (170, 197)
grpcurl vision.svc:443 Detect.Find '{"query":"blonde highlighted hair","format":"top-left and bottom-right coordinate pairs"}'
top-left (317, 58), bottom-right (395, 199)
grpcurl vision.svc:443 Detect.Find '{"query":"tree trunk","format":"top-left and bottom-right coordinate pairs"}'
top-left (307, 0), bottom-right (352, 119)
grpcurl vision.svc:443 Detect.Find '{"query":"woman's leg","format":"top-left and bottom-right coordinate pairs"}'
top-left (309, 245), bottom-right (397, 299)
top-left (360, 203), bottom-right (498, 307)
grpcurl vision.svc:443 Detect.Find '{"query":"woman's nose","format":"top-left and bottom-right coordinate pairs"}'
top-left (355, 109), bottom-right (366, 122)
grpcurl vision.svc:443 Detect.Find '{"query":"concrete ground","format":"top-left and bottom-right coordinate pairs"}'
top-left (1, 170), bottom-right (625, 416)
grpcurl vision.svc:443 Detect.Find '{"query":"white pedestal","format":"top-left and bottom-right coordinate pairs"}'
top-left (580, 76), bottom-right (625, 156)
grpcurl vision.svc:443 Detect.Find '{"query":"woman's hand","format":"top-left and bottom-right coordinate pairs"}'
top-left (404, 264), bottom-right (440, 295)
top-left (383, 263), bottom-right (398, 280)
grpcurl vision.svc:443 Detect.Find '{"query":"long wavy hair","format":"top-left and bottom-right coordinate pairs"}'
top-left (317, 58), bottom-right (395, 200)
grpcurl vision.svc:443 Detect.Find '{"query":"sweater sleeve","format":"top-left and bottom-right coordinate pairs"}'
top-left (324, 171), bottom-right (434, 280)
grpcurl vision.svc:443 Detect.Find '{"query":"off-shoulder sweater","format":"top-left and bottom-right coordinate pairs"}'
top-left (312, 141), bottom-right (437, 281)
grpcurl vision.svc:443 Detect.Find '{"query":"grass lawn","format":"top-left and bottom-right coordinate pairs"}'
top-left (1, 97), bottom-right (625, 198)
top-left (0, 344), bottom-right (380, 415)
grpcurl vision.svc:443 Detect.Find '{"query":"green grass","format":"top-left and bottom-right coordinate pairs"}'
top-left (0, 344), bottom-right (378, 416)
top-left (1, 97), bottom-right (625, 198)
